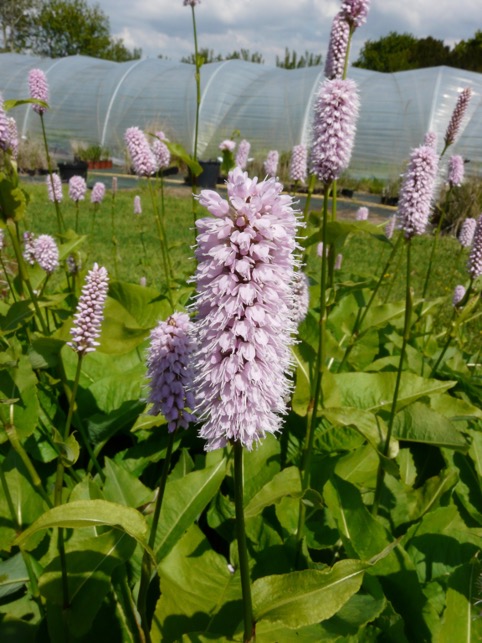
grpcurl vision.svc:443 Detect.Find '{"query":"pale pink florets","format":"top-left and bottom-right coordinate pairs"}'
top-left (23, 232), bottom-right (36, 265)
top-left (219, 139), bottom-right (236, 153)
top-left (193, 167), bottom-right (300, 450)
top-left (0, 96), bottom-right (9, 152)
top-left (68, 263), bottom-right (109, 354)
top-left (69, 175), bottom-right (87, 202)
top-left (355, 206), bottom-right (369, 220)
top-left (289, 144), bottom-right (307, 184)
top-left (146, 312), bottom-right (196, 432)
top-left (28, 69), bottom-right (49, 115)
top-left (263, 150), bottom-right (279, 178)
top-left (33, 234), bottom-right (59, 274)
top-left (325, 13), bottom-right (351, 80)
top-left (340, 0), bottom-right (370, 28)
top-left (458, 218), bottom-right (476, 248)
top-left (47, 173), bottom-right (63, 202)
top-left (453, 285), bottom-right (466, 307)
top-left (423, 131), bottom-right (437, 149)
top-left (90, 182), bottom-right (106, 204)
top-left (152, 131), bottom-right (171, 170)
top-left (235, 139), bottom-right (251, 170)
top-left (444, 88), bottom-right (472, 148)
top-left (396, 145), bottom-right (439, 239)
top-left (291, 270), bottom-right (310, 324)
top-left (183, 0), bottom-right (200, 5)
top-left (124, 127), bottom-right (157, 177)
top-left (385, 215), bottom-right (396, 240)
top-left (310, 78), bottom-right (360, 185)
top-left (134, 195), bottom-right (142, 215)
top-left (447, 155), bottom-right (464, 188)
top-left (468, 215), bottom-right (482, 280)
top-left (7, 118), bottom-right (18, 159)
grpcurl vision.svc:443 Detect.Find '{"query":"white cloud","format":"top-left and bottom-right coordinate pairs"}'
top-left (99, 0), bottom-right (480, 63)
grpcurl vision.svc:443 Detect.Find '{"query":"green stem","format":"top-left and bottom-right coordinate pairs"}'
top-left (138, 430), bottom-right (177, 641)
top-left (0, 253), bottom-right (17, 301)
top-left (342, 28), bottom-right (354, 80)
top-left (297, 184), bottom-right (330, 541)
top-left (338, 234), bottom-right (402, 372)
top-left (40, 114), bottom-right (65, 234)
top-left (54, 355), bottom-right (83, 506)
top-left (6, 220), bottom-right (49, 334)
top-left (110, 189), bottom-right (119, 279)
top-left (233, 441), bottom-right (255, 643)
top-left (372, 239), bottom-right (412, 516)
top-left (148, 179), bottom-right (174, 309)
top-left (190, 3), bottom-right (201, 233)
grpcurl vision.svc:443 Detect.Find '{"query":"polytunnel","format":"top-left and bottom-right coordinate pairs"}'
top-left (0, 53), bottom-right (481, 180)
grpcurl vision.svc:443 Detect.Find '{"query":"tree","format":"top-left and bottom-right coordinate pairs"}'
top-left (224, 49), bottom-right (264, 64)
top-left (276, 48), bottom-right (322, 69)
top-left (26, 0), bottom-right (140, 61)
top-left (180, 48), bottom-right (264, 65)
top-left (451, 31), bottom-right (482, 72)
top-left (0, 0), bottom-right (40, 52)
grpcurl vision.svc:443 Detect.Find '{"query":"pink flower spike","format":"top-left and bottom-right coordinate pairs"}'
top-left (183, 0), bottom-right (200, 6)
top-left (0, 95), bottom-right (10, 151)
top-left (152, 131), bottom-right (171, 170)
top-left (68, 263), bottom-right (109, 355)
top-left (69, 175), bottom-right (87, 202)
top-left (325, 13), bottom-right (350, 80)
top-left (447, 155), bottom-right (464, 188)
top-left (28, 69), bottom-right (49, 114)
top-left (47, 173), bottom-right (63, 203)
top-left (290, 144), bottom-right (307, 184)
top-left (263, 150), bottom-right (279, 178)
top-left (192, 166), bottom-right (301, 451)
top-left (235, 139), bottom-right (251, 170)
top-left (91, 182), bottom-right (106, 204)
top-left (468, 215), bottom-right (482, 280)
top-left (423, 131), bottom-right (437, 149)
top-left (33, 234), bottom-right (59, 274)
top-left (444, 88), bottom-right (472, 148)
top-left (340, 0), bottom-right (370, 29)
top-left (124, 126), bottom-right (157, 177)
top-left (396, 145), bottom-right (439, 239)
top-left (146, 312), bottom-right (196, 432)
top-left (453, 285), bottom-right (466, 307)
top-left (355, 206), bottom-right (369, 221)
top-left (134, 195), bottom-right (142, 214)
top-left (23, 232), bottom-right (36, 265)
top-left (310, 78), bottom-right (360, 185)
top-left (458, 218), bottom-right (476, 248)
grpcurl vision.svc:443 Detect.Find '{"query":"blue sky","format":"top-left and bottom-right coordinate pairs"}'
top-left (96, 0), bottom-right (480, 64)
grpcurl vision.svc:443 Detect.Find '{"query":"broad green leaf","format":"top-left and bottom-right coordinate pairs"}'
top-left (108, 281), bottom-right (172, 329)
top-left (165, 140), bottom-right (202, 176)
top-left (322, 407), bottom-right (398, 457)
top-left (99, 298), bottom-right (149, 353)
top-left (15, 500), bottom-right (148, 551)
top-left (244, 467), bottom-right (301, 519)
top-left (102, 458), bottom-right (154, 508)
top-left (1, 183), bottom-right (27, 221)
top-left (151, 525), bottom-right (242, 642)
top-left (0, 301), bottom-right (34, 332)
top-left (243, 434), bottom-right (280, 505)
top-left (467, 428), bottom-right (482, 478)
top-left (393, 403), bottom-right (468, 450)
top-left (359, 301), bottom-right (407, 331)
top-left (252, 559), bottom-right (369, 628)
top-left (155, 458), bottom-right (226, 559)
top-left (334, 444), bottom-right (379, 488)
top-left (0, 553), bottom-right (29, 599)
top-left (430, 393), bottom-right (482, 421)
top-left (323, 371), bottom-right (455, 412)
top-left (0, 354), bottom-right (39, 441)
top-left (4, 98), bottom-right (48, 111)
top-left (443, 449), bottom-right (482, 525)
top-left (291, 362), bottom-right (311, 417)
top-left (440, 563), bottom-right (482, 642)
top-left (324, 475), bottom-right (441, 641)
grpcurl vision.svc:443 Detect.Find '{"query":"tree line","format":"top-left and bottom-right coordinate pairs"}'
top-left (1, 0), bottom-right (480, 73)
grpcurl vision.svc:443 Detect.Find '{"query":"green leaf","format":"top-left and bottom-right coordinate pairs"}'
top-left (151, 525), bottom-right (242, 641)
top-left (322, 407), bottom-right (398, 457)
top-left (440, 563), bottom-right (482, 642)
top-left (0, 180), bottom-right (27, 221)
top-left (392, 403), bottom-right (468, 450)
top-left (4, 98), bottom-right (49, 111)
top-left (0, 301), bottom-right (34, 332)
top-left (244, 467), bottom-right (301, 519)
top-left (0, 553), bottom-right (29, 599)
top-left (154, 458), bottom-right (226, 560)
top-left (0, 354), bottom-right (39, 441)
top-left (243, 434), bottom-right (281, 505)
top-left (15, 500), bottom-right (148, 551)
top-left (165, 141), bottom-right (203, 176)
top-left (252, 559), bottom-right (369, 628)
top-left (39, 529), bottom-right (135, 638)
top-left (102, 458), bottom-right (153, 508)
top-left (108, 281), bottom-right (172, 329)
top-left (323, 371), bottom-right (455, 412)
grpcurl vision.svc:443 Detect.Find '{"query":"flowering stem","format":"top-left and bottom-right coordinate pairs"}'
top-left (297, 184), bottom-right (330, 541)
top-left (430, 281), bottom-right (474, 377)
top-left (110, 192), bottom-right (119, 279)
top-left (372, 239), bottom-right (412, 516)
top-left (302, 174), bottom-right (316, 222)
top-left (338, 234), bottom-right (402, 371)
top-left (148, 179), bottom-right (174, 309)
top-left (74, 201), bottom-right (80, 233)
top-left (138, 429), bottom-right (177, 641)
top-left (422, 203), bottom-right (448, 301)
top-left (0, 254), bottom-right (17, 301)
top-left (233, 440), bottom-right (255, 643)
top-left (190, 3), bottom-right (201, 231)
top-left (40, 114), bottom-right (65, 234)
top-left (6, 220), bottom-right (48, 334)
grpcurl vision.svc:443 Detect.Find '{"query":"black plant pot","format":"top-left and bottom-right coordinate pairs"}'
top-left (186, 160), bottom-right (220, 189)
top-left (57, 160), bottom-right (88, 183)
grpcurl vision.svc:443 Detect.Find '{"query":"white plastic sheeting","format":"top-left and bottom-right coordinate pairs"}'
top-left (0, 53), bottom-right (481, 179)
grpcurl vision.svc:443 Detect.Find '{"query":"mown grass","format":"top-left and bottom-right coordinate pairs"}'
top-left (20, 175), bottom-right (474, 335)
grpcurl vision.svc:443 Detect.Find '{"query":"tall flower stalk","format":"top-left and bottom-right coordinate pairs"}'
top-left (373, 143), bottom-right (438, 514)
top-left (28, 68), bottom-right (65, 234)
top-left (192, 167), bottom-right (299, 640)
top-left (138, 312), bottom-right (195, 640)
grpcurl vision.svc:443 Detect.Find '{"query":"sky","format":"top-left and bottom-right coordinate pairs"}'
top-left (95, 0), bottom-right (481, 65)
